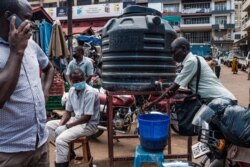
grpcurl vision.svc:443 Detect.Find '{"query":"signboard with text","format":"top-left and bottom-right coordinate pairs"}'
top-left (57, 7), bottom-right (67, 17)
top-left (45, 3), bottom-right (123, 20)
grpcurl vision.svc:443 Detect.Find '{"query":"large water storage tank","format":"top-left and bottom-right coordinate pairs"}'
top-left (101, 6), bottom-right (177, 91)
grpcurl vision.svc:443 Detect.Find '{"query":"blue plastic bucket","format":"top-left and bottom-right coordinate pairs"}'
top-left (138, 113), bottom-right (170, 152)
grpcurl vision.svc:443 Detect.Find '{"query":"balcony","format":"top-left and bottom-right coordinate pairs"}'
top-left (212, 36), bottom-right (233, 44)
top-left (182, 0), bottom-right (211, 2)
top-left (242, 0), bottom-right (250, 12)
top-left (136, 0), bottom-right (148, 3)
top-left (28, 0), bottom-right (41, 5)
top-left (181, 8), bottom-right (211, 16)
top-left (211, 9), bottom-right (234, 14)
top-left (242, 19), bottom-right (250, 32)
top-left (212, 24), bottom-right (235, 30)
top-left (180, 23), bottom-right (212, 31)
top-left (163, 12), bottom-right (181, 16)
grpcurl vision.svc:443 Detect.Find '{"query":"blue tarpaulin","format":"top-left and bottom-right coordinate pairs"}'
top-left (190, 45), bottom-right (211, 57)
top-left (76, 35), bottom-right (101, 46)
top-left (39, 20), bottom-right (52, 55)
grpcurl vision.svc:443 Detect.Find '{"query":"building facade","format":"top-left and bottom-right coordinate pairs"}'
top-left (211, 0), bottom-right (235, 53)
top-left (29, 0), bottom-right (235, 56)
top-left (162, 0), bottom-right (235, 56)
top-left (236, 0), bottom-right (250, 56)
top-left (180, 0), bottom-right (212, 56)
top-left (28, 0), bottom-right (121, 7)
top-left (28, 0), bottom-right (42, 7)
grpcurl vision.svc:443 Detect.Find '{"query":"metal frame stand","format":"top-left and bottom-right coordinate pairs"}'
top-left (106, 90), bottom-right (192, 167)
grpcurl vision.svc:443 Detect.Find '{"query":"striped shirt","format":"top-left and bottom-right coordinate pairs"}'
top-left (0, 38), bottom-right (49, 153)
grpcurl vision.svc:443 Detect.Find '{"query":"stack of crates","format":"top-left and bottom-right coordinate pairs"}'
top-left (46, 72), bottom-right (65, 111)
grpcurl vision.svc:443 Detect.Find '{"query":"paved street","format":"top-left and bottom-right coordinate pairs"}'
top-left (49, 64), bottom-right (250, 167)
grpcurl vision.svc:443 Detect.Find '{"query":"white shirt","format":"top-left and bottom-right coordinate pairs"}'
top-left (66, 85), bottom-right (100, 125)
top-left (174, 52), bottom-right (236, 100)
top-left (215, 57), bottom-right (221, 66)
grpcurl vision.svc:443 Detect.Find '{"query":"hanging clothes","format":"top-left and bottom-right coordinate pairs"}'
top-left (39, 20), bottom-right (52, 56)
top-left (32, 21), bottom-right (40, 45)
top-left (48, 20), bottom-right (69, 58)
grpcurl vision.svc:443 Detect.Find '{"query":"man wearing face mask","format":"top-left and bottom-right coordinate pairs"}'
top-left (66, 46), bottom-right (94, 85)
top-left (46, 68), bottom-right (100, 167)
top-left (144, 37), bottom-right (236, 109)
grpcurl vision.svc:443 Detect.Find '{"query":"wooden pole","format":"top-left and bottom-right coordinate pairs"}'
top-left (67, 0), bottom-right (73, 60)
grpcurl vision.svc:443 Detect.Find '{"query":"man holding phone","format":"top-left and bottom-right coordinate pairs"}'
top-left (0, 0), bottom-right (54, 167)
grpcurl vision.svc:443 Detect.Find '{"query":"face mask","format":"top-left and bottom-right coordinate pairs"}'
top-left (73, 81), bottom-right (86, 91)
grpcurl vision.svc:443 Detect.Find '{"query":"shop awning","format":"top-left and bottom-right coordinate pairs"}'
top-left (32, 7), bottom-right (53, 24)
top-left (162, 16), bottom-right (181, 23)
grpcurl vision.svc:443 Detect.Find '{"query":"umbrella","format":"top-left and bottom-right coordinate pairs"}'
top-left (48, 20), bottom-right (69, 58)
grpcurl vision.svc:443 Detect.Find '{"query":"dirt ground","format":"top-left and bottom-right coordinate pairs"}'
top-left (49, 65), bottom-right (250, 167)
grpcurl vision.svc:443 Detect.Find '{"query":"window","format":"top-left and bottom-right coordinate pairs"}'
top-left (163, 4), bottom-right (179, 13)
top-left (59, 1), bottom-right (67, 7)
top-left (97, 0), bottom-right (122, 3)
top-left (183, 3), bottom-right (210, 9)
top-left (184, 32), bottom-right (211, 43)
top-left (235, 34), bottom-right (241, 39)
top-left (235, 4), bottom-right (239, 10)
top-left (215, 2), bottom-right (227, 11)
top-left (43, 2), bottom-right (57, 8)
top-left (77, 0), bottom-right (91, 5)
top-left (215, 16), bottom-right (227, 24)
top-left (183, 17), bottom-right (210, 24)
top-left (182, 3), bottom-right (210, 13)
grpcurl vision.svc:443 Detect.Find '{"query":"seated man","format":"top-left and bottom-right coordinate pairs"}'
top-left (47, 68), bottom-right (100, 167)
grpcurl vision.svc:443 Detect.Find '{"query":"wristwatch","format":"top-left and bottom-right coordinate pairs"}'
top-left (65, 124), bottom-right (70, 129)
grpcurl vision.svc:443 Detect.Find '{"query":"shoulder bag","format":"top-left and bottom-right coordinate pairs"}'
top-left (174, 56), bottom-right (202, 136)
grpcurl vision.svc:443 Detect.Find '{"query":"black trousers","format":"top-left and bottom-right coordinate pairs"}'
top-left (215, 66), bottom-right (221, 78)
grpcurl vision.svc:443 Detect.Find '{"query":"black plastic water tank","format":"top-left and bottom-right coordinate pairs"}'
top-left (101, 5), bottom-right (177, 91)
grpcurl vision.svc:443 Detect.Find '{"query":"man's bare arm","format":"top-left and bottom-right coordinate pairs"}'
top-left (59, 111), bottom-right (71, 126)
top-left (66, 115), bottom-right (91, 128)
top-left (0, 19), bottom-right (32, 108)
top-left (41, 62), bottom-right (54, 102)
top-left (143, 83), bottom-right (180, 110)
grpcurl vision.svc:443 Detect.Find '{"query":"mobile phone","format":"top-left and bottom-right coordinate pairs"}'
top-left (7, 14), bottom-right (23, 29)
